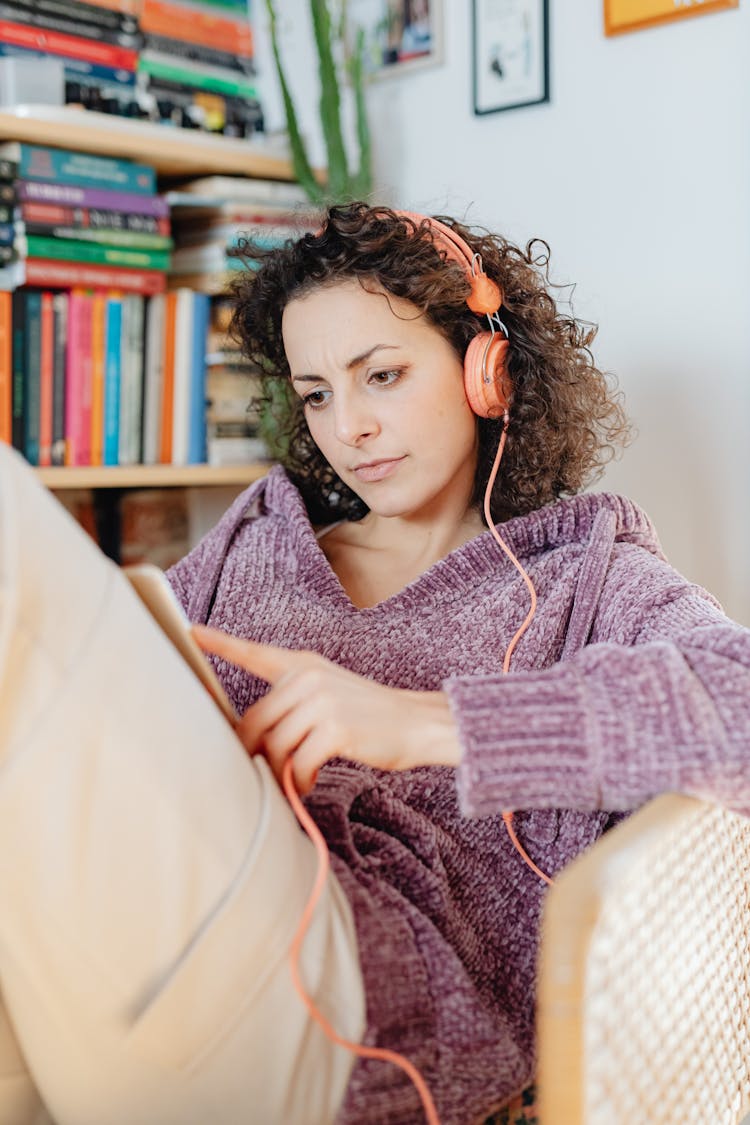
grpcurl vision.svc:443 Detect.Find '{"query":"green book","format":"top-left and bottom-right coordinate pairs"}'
top-left (23, 235), bottom-right (170, 272)
top-left (137, 55), bottom-right (257, 101)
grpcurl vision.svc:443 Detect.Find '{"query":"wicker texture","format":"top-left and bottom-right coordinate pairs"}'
top-left (539, 796), bottom-right (750, 1124)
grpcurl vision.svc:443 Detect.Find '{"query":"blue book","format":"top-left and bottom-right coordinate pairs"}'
top-left (103, 297), bottom-right (123, 466)
top-left (0, 43), bottom-right (136, 90)
top-left (23, 290), bottom-right (42, 466)
top-left (187, 292), bottom-right (210, 464)
top-left (0, 142), bottom-right (155, 197)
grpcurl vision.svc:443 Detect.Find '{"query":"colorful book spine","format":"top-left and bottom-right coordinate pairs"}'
top-left (38, 291), bottom-right (54, 467)
top-left (23, 234), bottom-right (170, 271)
top-left (140, 0), bottom-right (253, 56)
top-left (0, 0), bottom-right (142, 48)
top-left (170, 287), bottom-right (193, 464)
top-left (143, 31), bottom-right (255, 74)
top-left (0, 289), bottom-right (9, 443)
top-left (188, 290), bottom-right (209, 463)
top-left (64, 291), bottom-right (93, 466)
top-left (103, 295), bottom-right (122, 465)
top-left (18, 181), bottom-right (169, 216)
top-left (141, 291), bottom-right (164, 465)
top-left (23, 290), bottom-right (42, 465)
top-left (1, 143), bottom-right (153, 194)
top-left (19, 0), bottom-right (140, 37)
top-left (51, 291), bottom-right (68, 466)
top-left (0, 19), bottom-right (139, 70)
top-left (0, 41), bottom-right (137, 90)
top-left (89, 292), bottom-right (106, 466)
top-left (19, 201), bottom-right (171, 235)
top-left (24, 259), bottom-right (167, 295)
top-left (119, 293), bottom-right (144, 465)
top-left (21, 224), bottom-right (173, 251)
top-left (10, 290), bottom-right (24, 451)
top-left (159, 289), bottom-right (176, 463)
top-left (138, 52), bottom-right (257, 100)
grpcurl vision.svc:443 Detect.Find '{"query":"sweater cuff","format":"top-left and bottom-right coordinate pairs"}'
top-left (444, 665), bottom-right (602, 818)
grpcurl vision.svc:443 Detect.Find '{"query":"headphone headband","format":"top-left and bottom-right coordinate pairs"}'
top-left (397, 211), bottom-right (504, 317)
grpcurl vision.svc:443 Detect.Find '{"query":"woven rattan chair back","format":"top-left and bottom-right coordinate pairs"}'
top-left (537, 794), bottom-right (750, 1124)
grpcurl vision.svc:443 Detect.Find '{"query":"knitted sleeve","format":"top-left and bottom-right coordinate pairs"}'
top-left (447, 545), bottom-right (750, 819)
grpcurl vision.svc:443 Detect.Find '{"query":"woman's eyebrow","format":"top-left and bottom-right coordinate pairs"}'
top-left (291, 344), bottom-right (400, 383)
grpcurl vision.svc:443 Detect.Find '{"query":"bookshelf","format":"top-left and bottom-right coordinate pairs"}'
top-left (0, 106), bottom-right (297, 493)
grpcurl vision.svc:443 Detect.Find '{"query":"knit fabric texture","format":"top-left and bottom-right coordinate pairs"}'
top-left (168, 465), bottom-right (750, 1125)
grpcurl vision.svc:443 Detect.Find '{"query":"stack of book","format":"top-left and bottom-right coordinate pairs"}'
top-left (168, 174), bottom-right (318, 294)
top-left (0, 0), bottom-right (141, 116)
top-left (138, 0), bottom-right (260, 137)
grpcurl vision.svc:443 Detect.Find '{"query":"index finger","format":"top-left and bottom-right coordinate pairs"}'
top-left (191, 625), bottom-right (301, 685)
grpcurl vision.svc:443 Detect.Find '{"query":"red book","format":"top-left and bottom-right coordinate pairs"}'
top-left (0, 291), bottom-right (10, 444)
top-left (65, 291), bottom-right (94, 467)
top-left (0, 20), bottom-right (138, 70)
top-left (24, 259), bottom-right (166, 296)
top-left (38, 292), bottom-right (54, 467)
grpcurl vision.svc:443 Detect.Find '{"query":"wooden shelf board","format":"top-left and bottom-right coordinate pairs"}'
top-left (35, 463), bottom-right (271, 490)
top-left (0, 106), bottom-right (296, 181)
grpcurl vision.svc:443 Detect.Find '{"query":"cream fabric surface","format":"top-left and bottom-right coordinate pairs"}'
top-left (0, 444), bottom-right (364, 1125)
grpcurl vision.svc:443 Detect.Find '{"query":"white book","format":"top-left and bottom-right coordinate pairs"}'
top-left (171, 175), bottom-right (310, 206)
top-left (142, 293), bottom-right (165, 465)
top-left (171, 288), bottom-right (194, 466)
top-left (118, 294), bottom-right (145, 466)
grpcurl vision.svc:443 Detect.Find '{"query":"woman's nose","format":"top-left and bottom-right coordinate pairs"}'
top-left (333, 396), bottom-right (379, 446)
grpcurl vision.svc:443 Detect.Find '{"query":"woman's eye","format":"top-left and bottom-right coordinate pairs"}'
top-left (370, 369), bottom-right (401, 386)
top-left (303, 390), bottom-right (328, 410)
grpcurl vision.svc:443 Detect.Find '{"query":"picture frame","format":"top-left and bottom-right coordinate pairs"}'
top-left (472, 0), bottom-right (549, 116)
top-left (604, 0), bottom-right (738, 37)
top-left (349, 0), bottom-right (444, 80)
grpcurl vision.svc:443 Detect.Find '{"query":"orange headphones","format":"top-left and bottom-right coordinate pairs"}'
top-left (397, 211), bottom-right (511, 420)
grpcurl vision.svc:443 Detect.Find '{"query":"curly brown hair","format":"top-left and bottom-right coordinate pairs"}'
top-left (229, 201), bottom-right (631, 525)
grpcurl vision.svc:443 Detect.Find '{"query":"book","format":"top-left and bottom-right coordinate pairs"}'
top-left (140, 0), bottom-right (253, 56)
top-left (137, 51), bottom-right (257, 101)
top-left (89, 291), bottom-right (106, 465)
top-left (38, 291), bottom-right (55, 467)
top-left (21, 233), bottom-right (170, 271)
top-left (141, 291), bottom-right (164, 464)
top-left (0, 0), bottom-right (142, 48)
top-left (142, 31), bottom-right (255, 74)
top-left (64, 290), bottom-right (93, 466)
top-left (10, 289), bottom-right (24, 450)
top-left (119, 293), bottom-right (144, 465)
top-left (19, 200), bottom-right (171, 235)
top-left (0, 143), bottom-right (154, 195)
top-left (24, 258), bottom-right (167, 295)
top-left (18, 180), bottom-right (169, 217)
top-left (170, 287), bottom-right (193, 465)
top-left (0, 289), bottom-right (10, 444)
top-left (20, 223), bottom-right (173, 251)
top-left (18, 0), bottom-right (140, 38)
top-left (103, 294), bottom-right (122, 465)
top-left (50, 291), bottom-right (68, 465)
top-left (23, 290), bottom-right (42, 466)
top-left (169, 176), bottom-right (309, 207)
top-left (188, 290), bottom-right (209, 463)
top-left (159, 290), bottom-right (177, 463)
top-left (0, 42), bottom-right (137, 93)
top-left (0, 18), bottom-right (139, 70)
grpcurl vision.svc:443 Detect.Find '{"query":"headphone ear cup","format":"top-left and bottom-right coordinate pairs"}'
top-left (463, 333), bottom-right (511, 419)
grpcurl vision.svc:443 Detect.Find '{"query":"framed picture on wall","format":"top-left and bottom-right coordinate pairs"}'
top-left (604, 0), bottom-right (738, 37)
top-left (349, 0), bottom-right (444, 79)
top-left (472, 0), bottom-right (549, 116)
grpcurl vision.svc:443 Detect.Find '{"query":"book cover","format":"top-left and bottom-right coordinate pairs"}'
top-left (141, 291), bottom-right (164, 465)
top-left (51, 291), bottom-right (68, 465)
top-left (18, 180), bottom-right (169, 217)
top-left (64, 291), bottom-right (93, 466)
top-left (23, 290), bottom-right (42, 465)
top-left (159, 289), bottom-right (176, 463)
top-left (23, 234), bottom-right (170, 271)
top-left (187, 290), bottom-right (209, 463)
top-left (38, 291), bottom-right (54, 467)
top-left (0, 141), bottom-right (153, 195)
top-left (10, 290), bottom-right (25, 451)
top-left (103, 294), bottom-right (122, 465)
top-left (0, 289), bottom-right (10, 443)
top-left (0, 19), bottom-right (139, 71)
top-left (24, 258), bottom-right (167, 295)
top-left (89, 292), bottom-right (106, 466)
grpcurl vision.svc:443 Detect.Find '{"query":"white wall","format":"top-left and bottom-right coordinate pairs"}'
top-left (254, 1), bottom-right (750, 624)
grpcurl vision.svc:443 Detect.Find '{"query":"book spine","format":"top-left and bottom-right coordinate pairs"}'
top-left (50, 291), bottom-right (68, 465)
top-left (143, 31), bottom-right (255, 73)
top-left (0, 204), bottom-right (13, 222)
top-left (0, 221), bottom-right (13, 245)
top-left (20, 223), bottom-right (172, 251)
top-left (138, 52), bottom-right (257, 100)
top-left (0, 1), bottom-right (142, 48)
top-left (30, 0), bottom-right (140, 37)
top-left (18, 180), bottom-right (168, 217)
top-left (188, 290), bottom-right (209, 463)
top-left (159, 289), bottom-right (176, 463)
top-left (0, 41), bottom-right (137, 88)
top-left (24, 258), bottom-right (167, 295)
top-left (64, 291), bottom-right (93, 466)
top-left (0, 157), bottom-right (16, 180)
top-left (0, 18), bottom-right (138, 69)
top-left (123, 293), bottom-right (144, 463)
top-left (70, 0), bottom-right (140, 16)
top-left (103, 294), bottom-right (122, 465)
top-left (20, 201), bottom-right (170, 236)
top-left (141, 292), bottom-right (164, 465)
top-left (23, 234), bottom-right (170, 270)
top-left (140, 0), bottom-right (253, 56)
top-left (38, 291), bottom-right (54, 467)
top-left (23, 291), bottom-right (42, 465)
top-left (170, 287), bottom-right (193, 464)
top-left (89, 291), bottom-right (106, 465)
top-left (8, 144), bottom-right (153, 196)
top-left (10, 289), bottom-right (24, 451)
top-left (0, 289), bottom-right (10, 443)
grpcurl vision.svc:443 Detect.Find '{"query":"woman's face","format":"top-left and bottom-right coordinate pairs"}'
top-left (282, 279), bottom-right (479, 522)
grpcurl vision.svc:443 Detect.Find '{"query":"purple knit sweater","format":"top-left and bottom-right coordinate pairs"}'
top-left (168, 465), bottom-right (750, 1125)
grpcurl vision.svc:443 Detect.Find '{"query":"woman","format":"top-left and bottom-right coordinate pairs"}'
top-left (1, 202), bottom-right (748, 1125)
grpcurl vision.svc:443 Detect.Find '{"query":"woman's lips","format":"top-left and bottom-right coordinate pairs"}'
top-left (352, 456), bottom-right (406, 483)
